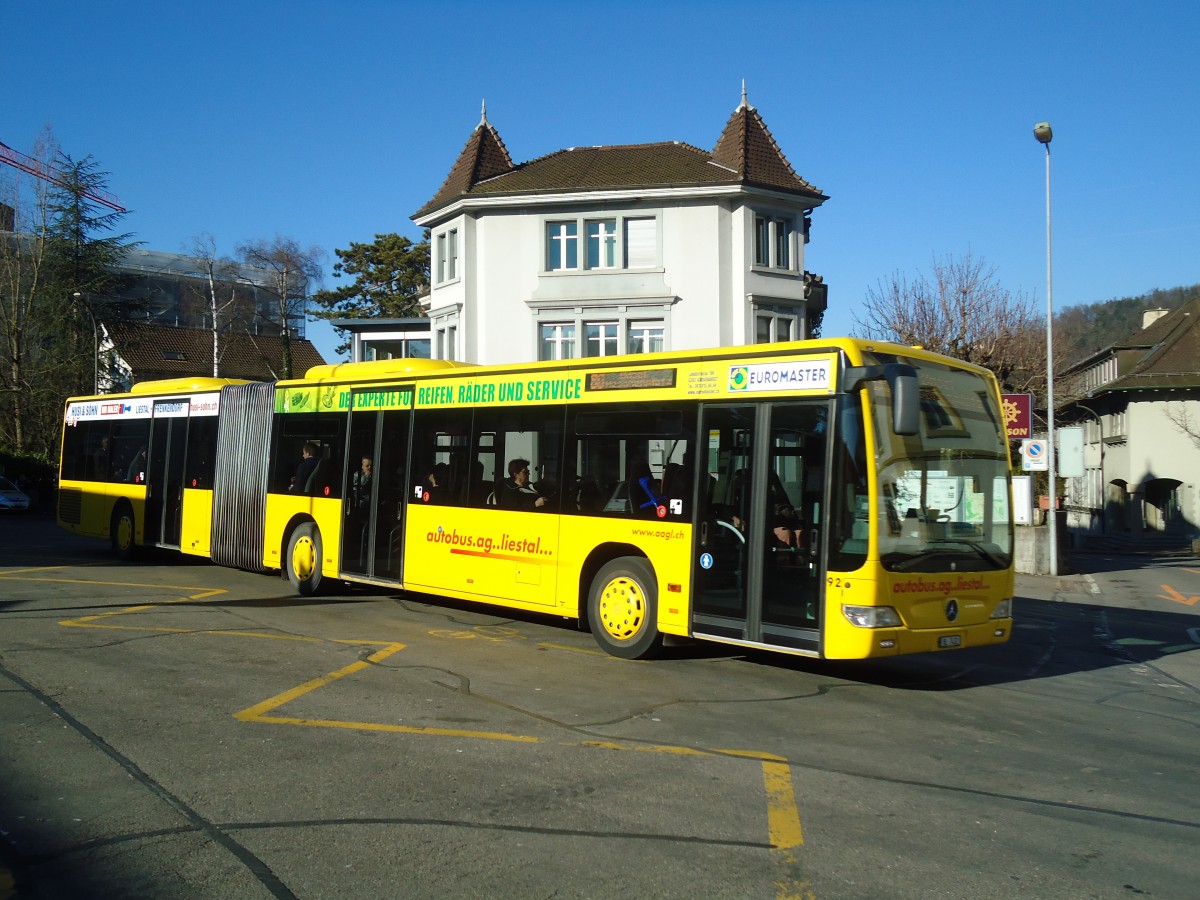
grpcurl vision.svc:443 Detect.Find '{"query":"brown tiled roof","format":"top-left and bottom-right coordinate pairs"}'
top-left (417, 114), bottom-right (515, 219)
top-left (413, 100), bottom-right (824, 220)
top-left (105, 320), bottom-right (326, 383)
top-left (1093, 297), bottom-right (1200, 392)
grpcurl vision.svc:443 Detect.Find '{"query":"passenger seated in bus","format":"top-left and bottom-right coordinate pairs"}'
top-left (126, 446), bottom-right (147, 484)
top-left (289, 442), bottom-right (320, 494)
top-left (467, 460), bottom-right (492, 507)
top-left (424, 462), bottom-right (450, 504)
top-left (771, 501), bottom-right (805, 560)
top-left (90, 435), bottom-right (112, 481)
top-left (499, 458), bottom-right (547, 510)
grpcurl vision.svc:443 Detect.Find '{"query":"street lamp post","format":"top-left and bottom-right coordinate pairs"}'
top-left (1034, 121), bottom-right (1058, 575)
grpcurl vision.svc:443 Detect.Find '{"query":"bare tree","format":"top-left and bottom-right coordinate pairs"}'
top-left (184, 233), bottom-right (246, 377)
top-left (236, 236), bottom-right (323, 379)
top-left (1163, 402), bottom-right (1200, 450)
top-left (854, 251), bottom-right (1050, 395)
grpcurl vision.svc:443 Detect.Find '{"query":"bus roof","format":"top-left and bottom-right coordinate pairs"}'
top-left (128, 377), bottom-right (250, 395)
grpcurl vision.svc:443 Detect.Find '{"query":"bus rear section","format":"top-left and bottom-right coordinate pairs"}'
top-left (58, 379), bottom-right (248, 560)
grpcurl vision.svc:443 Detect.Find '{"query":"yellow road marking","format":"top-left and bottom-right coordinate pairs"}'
top-left (763, 760), bottom-right (813, 899)
top-left (1158, 584), bottom-right (1200, 606)
top-left (0, 572), bottom-right (227, 592)
top-left (43, 571), bottom-right (808, 889)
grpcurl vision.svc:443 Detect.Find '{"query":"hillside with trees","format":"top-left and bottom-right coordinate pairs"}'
top-left (1057, 284), bottom-right (1199, 365)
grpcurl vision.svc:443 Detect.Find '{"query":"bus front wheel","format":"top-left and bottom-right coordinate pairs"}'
top-left (110, 502), bottom-right (137, 561)
top-left (286, 523), bottom-right (323, 595)
top-left (587, 557), bottom-right (662, 660)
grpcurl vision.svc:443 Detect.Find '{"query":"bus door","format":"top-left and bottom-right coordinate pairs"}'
top-left (692, 401), bottom-right (829, 654)
top-left (341, 388), bottom-right (412, 582)
top-left (146, 398), bottom-right (190, 548)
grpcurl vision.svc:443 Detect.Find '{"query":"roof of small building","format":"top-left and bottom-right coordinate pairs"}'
top-left (1076, 296), bottom-right (1200, 394)
top-left (105, 320), bottom-right (327, 382)
top-left (414, 95), bottom-right (825, 221)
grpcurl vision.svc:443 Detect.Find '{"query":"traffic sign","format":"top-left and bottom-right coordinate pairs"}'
top-left (1020, 438), bottom-right (1049, 471)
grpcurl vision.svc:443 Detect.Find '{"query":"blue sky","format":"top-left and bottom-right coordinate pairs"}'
top-left (7, 1), bottom-right (1198, 363)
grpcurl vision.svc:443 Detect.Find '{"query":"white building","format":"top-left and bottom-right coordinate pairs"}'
top-left (397, 94), bottom-right (827, 365)
top-left (1060, 298), bottom-right (1200, 547)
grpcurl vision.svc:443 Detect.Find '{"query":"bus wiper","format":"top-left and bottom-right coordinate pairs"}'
top-left (887, 552), bottom-right (932, 572)
top-left (928, 539), bottom-right (1005, 567)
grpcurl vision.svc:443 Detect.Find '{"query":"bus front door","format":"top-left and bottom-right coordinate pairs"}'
top-left (692, 401), bottom-right (828, 654)
top-left (342, 391), bottom-right (411, 582)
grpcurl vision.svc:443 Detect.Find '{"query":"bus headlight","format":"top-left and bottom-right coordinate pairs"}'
top-left (842, 605), bottom-right (902, 628)
top-left (990, 598), bottom-right (1012, 619)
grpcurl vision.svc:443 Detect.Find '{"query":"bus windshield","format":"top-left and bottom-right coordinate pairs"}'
top-left (867, 353), bottom-right (1012, 573)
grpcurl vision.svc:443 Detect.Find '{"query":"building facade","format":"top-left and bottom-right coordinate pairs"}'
top-left (408, 94), bottom-right (827, 365)
top-left (97, 247), bottom-right (324, 390)
top-left (1060, 299), bottom-right (1200, 544)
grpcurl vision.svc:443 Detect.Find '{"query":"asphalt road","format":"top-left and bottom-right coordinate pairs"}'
top-left (2, 512), bottom-right (1198, 899)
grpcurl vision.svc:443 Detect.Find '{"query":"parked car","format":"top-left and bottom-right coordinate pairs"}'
top-left (0, 477), bottom-right (31, 512)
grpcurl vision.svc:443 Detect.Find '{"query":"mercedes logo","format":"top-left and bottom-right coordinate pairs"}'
top-left (945, 599), bottom-right (959, 622)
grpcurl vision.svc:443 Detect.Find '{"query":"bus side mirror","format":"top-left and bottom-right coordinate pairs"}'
top-left (889, 366), bottom-right (919, 436)
top-left (843, 364), bottom-right (920, 436)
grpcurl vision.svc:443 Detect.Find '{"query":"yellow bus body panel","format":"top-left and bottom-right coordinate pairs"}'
top-left (263, 494), bottom-right (344, 576)
top-left (180, 489), bottom-right (215, 557)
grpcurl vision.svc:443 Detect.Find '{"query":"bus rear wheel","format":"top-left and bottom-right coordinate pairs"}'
top-left (587, 557), bottom-right (662, 660)
top-left (286, 523), bottom-right (323, 595)
top-left (110, 502), bottom-right (137, 561)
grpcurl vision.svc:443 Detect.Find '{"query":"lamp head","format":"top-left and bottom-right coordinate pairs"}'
top-left (1034, 122), bottom-right (1053, 145)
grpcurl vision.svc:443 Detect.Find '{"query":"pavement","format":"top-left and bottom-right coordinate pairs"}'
top-left (0, 547), bottom-right (1185, 899)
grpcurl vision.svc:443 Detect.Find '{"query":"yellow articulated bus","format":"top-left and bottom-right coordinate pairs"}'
top-left (58, 338), bottom-right (1014, 660)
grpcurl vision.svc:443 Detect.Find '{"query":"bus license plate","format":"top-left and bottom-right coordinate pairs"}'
top-left (938, 635), bottom-right (962, 648)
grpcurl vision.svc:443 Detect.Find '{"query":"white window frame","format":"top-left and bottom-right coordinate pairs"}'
top-left (584, 321), bottom-right (619, 357)
top-left (541, 212), bottom-right (661, 273)
top-left (752, 213), bottom-right (797, 272)
top-left (546, 221), bottom-right (580, 271)
top-left (586, 219), bottom-right (618, 270)
top-left (535, 311), bottom-right (669, 361)
top-left (627, 320), bottom-right (665, 355)
top-left (435, 227), bottom-right (460, 285)
top-left (753, 302), bottom-right (799, 344)
top-left (539, 322), bottom-right (577, 360)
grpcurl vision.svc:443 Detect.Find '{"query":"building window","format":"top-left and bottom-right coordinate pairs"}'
top-left (753, 214), bottom-right (794, 271)
top-left (547, 222), bottom-right (579, 271)
top-left (436, 228), bottom-right (460, 284)
top-left (627, 321), bottom-right (664, 354)
top-left (544, 215), bottom-right (658, 273)
top-left (436, 326), bottom-right (456, 360)
top-left (624, 217), bottom-right (657, 268)
top-left (365, 338), bottom-right (431, 361)
top-left (754, 216), bottom-right (771, 266)
top-left (587, 220), bottom-right (617, 269)
top-left (540, 323), bottom-right (576, 360)
top-left (538, 316), bottom-right (666, 360)
top-left (584, 322), bottom-right (618, 357)
top-left (755, 313), bottom-right (794, 343)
